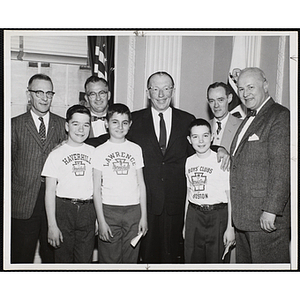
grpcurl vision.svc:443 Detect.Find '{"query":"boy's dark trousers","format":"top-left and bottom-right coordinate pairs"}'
top-left (184, 202), bottom-right (230, 263)
top-left (53, 197), bottom-right (96, 263)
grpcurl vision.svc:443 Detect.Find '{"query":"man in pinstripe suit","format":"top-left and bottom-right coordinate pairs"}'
top-left (11, 74), bottom-right (66, 263)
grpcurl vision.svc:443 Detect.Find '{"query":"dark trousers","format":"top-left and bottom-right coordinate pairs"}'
top-left (11, 182), bottom-right (54, 263)
top-left (139, 207), bottom-right (184, 264)
top-left (184, 203), bottom-right (229, 263)
top-left (235, 228), bottom-right (290, 263)
top-left (54, 197), bottom-right (96, 263)
top-left (98, 204), bottom-right (141, 263)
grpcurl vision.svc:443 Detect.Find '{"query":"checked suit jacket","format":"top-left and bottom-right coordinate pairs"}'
top-left (127, 107), bottom-right (195, 216)
top-left (230, 98), bottom-right (290, 232)
top-left (11, 111), bottom-right (66, 219)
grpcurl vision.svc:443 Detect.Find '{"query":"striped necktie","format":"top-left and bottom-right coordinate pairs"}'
top-left (38, 117), bottom-right (46, 145)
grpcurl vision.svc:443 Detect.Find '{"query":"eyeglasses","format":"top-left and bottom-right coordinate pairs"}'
top-left (28, 90), bottom-right (55, 99)
top-left (87, 91), bottom-right (108, 100)
top-left (148, 86), bottom-right (173, 95)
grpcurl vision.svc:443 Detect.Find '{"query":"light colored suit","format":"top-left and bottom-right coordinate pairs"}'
top-left (210, 113), bottom-right (242, 152)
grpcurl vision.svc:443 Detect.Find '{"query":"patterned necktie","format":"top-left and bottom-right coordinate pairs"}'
top-left (158, 113), bottom-right (167, 155)
top-left (91, 115), bottom-right (106, 122)
top-left (38, 117), bottom-right (46, 145)
top-left (216, 121), bottom-right (222, 135)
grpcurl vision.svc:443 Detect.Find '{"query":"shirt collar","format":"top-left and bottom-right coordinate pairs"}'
top-left (256, 96), bottom-right (271, 114)
top-left (30, 110), bottom-right (50, 124)
top-left (214, 112), bottom-right (229, 126)
top-left (151, 106), bottom-right (172, 118)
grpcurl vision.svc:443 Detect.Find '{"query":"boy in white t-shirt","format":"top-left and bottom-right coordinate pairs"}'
top-left (93, 103), bottom-right (147, 263)
top-left (183, 118), bottom-right (235, 263)
top-left (42, 105), bottom-right (96, 263)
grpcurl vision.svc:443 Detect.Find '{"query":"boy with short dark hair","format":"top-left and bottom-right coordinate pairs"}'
top-left (183, 118), bottom-right (235, 263)
top-left (42, 104), bottom-right (96, 263)
top-left (93, 103), bottom-right (147, 263)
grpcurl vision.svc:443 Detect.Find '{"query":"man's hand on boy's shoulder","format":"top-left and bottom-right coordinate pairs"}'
top-left (217, 147), bottom-right (231, 171)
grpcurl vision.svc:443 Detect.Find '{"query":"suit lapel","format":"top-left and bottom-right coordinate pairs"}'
top-left (167, 108), bottom-right (181, 152)
top-left (233, 98), bottom-right (275, 157)
top-left (24, 111), bottom-right (44, 148)
top-left (45, 113), bottom-right (62, 149)
top-left (222, 115), bottom-right (233, 144)
top-left (143, 108), bottom-right (162, 153)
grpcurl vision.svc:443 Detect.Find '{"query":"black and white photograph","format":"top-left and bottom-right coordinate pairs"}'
top-left (2, 29), bottom-right (298, 274)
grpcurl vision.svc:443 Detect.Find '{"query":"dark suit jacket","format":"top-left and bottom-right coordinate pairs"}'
top-left (230, 98), bottom-right (290, 231)
top-left (210, 113), bottom-right (242, 152)
top-left (127, 107), bottom-right (195, 216)
top-left (11, 111), bottom-right (66, 219)
top-left (85, 133), bottom-right (109, 148)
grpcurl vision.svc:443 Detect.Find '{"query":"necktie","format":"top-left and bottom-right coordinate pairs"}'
top-left (158, 113), bottom-right (167, 155)
top-left (216, 121), bottom-right (222, 135)
top-left (38, 117), bottom-right (46, 145)
top-left (247, 109), bottom-right (257, 117)
top-left (91, 115), bottom-right (106, 122)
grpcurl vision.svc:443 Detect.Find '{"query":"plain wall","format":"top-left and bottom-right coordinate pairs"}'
top-left (180, 36), bottom-right (215, 119)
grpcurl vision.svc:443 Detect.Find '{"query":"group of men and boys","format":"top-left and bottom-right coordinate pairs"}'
top-left (11, 67), bottom-right (290, 264)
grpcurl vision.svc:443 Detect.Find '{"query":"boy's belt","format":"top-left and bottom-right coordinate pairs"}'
top-left (189, 201), bottom-right (227, 212)
top-left (58, 197), bottom-right (93, 205)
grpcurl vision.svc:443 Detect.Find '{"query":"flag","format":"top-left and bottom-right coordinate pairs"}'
top-left (227, 36), bottom-right (247, 119)
top-left (88, 36), bottom-right (115, 101)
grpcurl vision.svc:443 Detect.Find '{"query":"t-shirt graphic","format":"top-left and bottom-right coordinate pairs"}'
top-left (191, 172), bottom-right (207, 191)
top-left (113, 159), bottom-right (130, 175)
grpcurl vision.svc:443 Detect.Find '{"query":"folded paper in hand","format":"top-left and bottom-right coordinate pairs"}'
top-left (222, 244), bottom-right (230, 260)
top-left (248, 133), bottom-right (259, 141)
top-left (130, 232), bottom-right (143, 248)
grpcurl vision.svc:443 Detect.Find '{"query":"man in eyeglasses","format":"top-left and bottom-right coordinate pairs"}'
top-left (127, 71), bottom-right (230, 263)
top-left (84, 76), bottom-right (111, 138)
top-left (11, 73), bottom-right (66, 263)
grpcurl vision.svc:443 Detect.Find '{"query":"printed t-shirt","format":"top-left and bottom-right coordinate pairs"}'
top-left (185, 151), bottom-right (229, 205)
top-left (42, 143), bottom-right (95, 199)
top-left (93, 139), bottom-right (144, 206)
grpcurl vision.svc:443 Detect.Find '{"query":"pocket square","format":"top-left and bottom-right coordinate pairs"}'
top-left (248, 134), bottom-right (259, 141)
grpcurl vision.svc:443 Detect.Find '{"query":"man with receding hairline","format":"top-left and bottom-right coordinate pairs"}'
top-left (84, 76), bottom-right (111, 138)
top-left (230, 67), bottom-right (290, 263)
top-left (127, 71), bottom-right (230, 263)
top-left (11, 74), bottom-right (66, 263)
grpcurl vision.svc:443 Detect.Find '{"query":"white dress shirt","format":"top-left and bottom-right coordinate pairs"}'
top-left (30, 110), bottom-right (50, 135)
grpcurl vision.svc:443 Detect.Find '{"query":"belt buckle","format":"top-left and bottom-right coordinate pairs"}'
top-left (70, 198), bottom-right (79, 205)
top-left (201, 204), bottom-right (211, 211)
